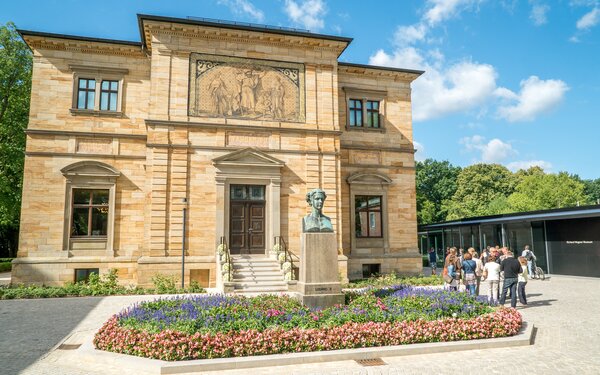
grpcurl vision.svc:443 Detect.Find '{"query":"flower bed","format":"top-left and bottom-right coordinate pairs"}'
top-left (94, 286), bottom-right (522, 361)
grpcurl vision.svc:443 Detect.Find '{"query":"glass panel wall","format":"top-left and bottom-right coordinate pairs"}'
top-left (481, 224), bottom-right (503, 249)
top-left (531, 221), bottom-right (548, 272)
top-left (505, 221), bottom-right (532, 255)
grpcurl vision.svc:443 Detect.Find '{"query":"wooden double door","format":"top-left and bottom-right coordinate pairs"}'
top-left (229, 185), bottom-right (266, 255)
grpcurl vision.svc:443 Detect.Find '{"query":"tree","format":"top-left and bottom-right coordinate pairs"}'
top-left (0, 22), bottom-right (32, 257)
top-left (508, 172), bottom-right (590, 212)
top-left (583, 178), bottom-right (600, 204)
top-left (445, 163), bottom-right (516, 220)
top-left (415, 159), bottom-right (461, 224)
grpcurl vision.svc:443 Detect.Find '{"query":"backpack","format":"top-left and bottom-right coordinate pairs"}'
top-left (525, 250), bottom-right (533, 261)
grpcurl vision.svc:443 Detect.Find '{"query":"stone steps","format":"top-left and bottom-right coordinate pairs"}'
top-left (230, 256), bottom-right (288, 293)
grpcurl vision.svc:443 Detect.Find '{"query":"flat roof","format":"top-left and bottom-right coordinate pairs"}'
top-left (419, 204), bottom-right (600, 231)
top-left (17, 29), bottom-right (142, 47)
top-left (339, 62), bottom-right (424, 76)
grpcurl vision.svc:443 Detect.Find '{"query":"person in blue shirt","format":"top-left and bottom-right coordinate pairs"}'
top-left (428, 247), bottom-right (438, 275)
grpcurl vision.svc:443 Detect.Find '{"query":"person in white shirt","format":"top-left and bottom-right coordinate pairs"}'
top-left (521, 245), bottom-right (535, 278)
top-left (482, 254), bottom-right (501, 302)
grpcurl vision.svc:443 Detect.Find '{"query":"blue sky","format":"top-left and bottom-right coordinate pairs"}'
top-left (2, 0), bottom-right (599, 179)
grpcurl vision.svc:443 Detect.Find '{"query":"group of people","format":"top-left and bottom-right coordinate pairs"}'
top-left (428, 245), bottom-right (538, 308)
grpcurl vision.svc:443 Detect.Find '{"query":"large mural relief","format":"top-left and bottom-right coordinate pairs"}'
top-left (189, 53), bottom-right (305, 122)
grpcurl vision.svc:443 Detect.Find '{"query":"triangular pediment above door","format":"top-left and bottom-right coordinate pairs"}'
top-left (213, 147), bottom-right (285, 167)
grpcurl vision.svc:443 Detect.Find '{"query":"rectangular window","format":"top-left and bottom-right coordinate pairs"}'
top-left (71, 189), bottom-right (109, 237)
top-left (355, 195), bottom-right (382, 238)
top-left (77, 78), bottom-right (95, 110)
top-left (362, 264), bottom-right (381, 278)
top-left (349, 99), bottom-right (363, 127)
top-left (74, 268), bottom-right (99, 283)
top-left (230, 185), bottom-right (265, 201)
top-left (100, 80), bottom-right (119, 111)
top-left (366, 100), bottom-right (380, 128)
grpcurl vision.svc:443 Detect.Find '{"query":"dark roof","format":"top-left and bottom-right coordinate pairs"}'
top-left (339, 62), bottom-right (425, 76)
top-left (137, 14), bottom-right (353, 51)
top-left (17, 29), bottom-right (142, 47)
top-left (419, 204), bottom-right (600, 231)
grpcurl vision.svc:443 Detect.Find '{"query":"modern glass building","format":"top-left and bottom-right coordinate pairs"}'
top-left (418, 204), bottom-right (600, 277)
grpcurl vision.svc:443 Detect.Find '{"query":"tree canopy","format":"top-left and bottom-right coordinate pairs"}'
top-left (0, 22), bottom-right (31, 255)
top-left (415, 159), bottom-right (461, 224)
top-left (416, 160), bottom-right (598, 224)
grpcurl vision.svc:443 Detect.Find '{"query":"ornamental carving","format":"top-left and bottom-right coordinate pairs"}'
top-left (189, 53), bottom-right (305, 122)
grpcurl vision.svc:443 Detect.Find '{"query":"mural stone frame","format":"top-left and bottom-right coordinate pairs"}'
top-left (189, 53), bottom-right (305, 122)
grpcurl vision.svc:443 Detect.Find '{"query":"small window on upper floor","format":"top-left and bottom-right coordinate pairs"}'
top-left (75, 78), bottom-right (120, 112)
top-left (365, 100), bottom-right (380, 128)
top-left (343, 87), bottom-right (386, 131)
top-left (100, 80), bottom-right (119, 111)
top-left (77, 78), bottom-right (96, 110)
top-left (70, 65), bottom-right (128, 116)
top-left (349, 99), bottom-right (363, 127)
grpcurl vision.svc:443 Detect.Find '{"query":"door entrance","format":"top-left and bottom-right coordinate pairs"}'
top-left (229, 185), bottom-right (266, 255)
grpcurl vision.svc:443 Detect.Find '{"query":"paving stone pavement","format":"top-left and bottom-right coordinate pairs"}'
top-left (8, 276), bottom-right (600, 375)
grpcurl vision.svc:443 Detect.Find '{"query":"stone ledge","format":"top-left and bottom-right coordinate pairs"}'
top-left (75, 322), bottom-right (533, 374)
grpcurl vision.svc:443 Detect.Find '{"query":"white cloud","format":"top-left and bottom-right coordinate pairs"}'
top-left (530, 4), bottom-right (550, 26)
top-left (371, 48), bottom-right (497, 122)
top-left (506, 160), bottom-right (553, 172)
top-left (217, 0), bottom-right (265, 22)
top-left (576, 7), bottom-right (600, 29)
top-left (395, 23), bottom-right (428, 46)
top-left (424, 0), bottom-right (478, 26)
top-left (460, 136), bottom-right (516, 163)
top-left (496, 76), bottom-right (569, 122)
top-left (284, 0), bottom-right (327, 31)
top-left (414, 141), bottom-right (426, 161)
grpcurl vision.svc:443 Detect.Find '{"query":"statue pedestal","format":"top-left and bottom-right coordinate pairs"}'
top-left (296, 232), bottom-right (344, 309)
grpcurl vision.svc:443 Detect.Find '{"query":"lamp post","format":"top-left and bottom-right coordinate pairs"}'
top-left (182, 198), bottom-right (187, 289)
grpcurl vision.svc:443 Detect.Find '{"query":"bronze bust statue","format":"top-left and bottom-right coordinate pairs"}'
top-left (303, 188), bottom-right (333, 232)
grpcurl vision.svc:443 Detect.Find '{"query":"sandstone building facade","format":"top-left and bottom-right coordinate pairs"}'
top-left (14, 15), bottom-right (423, 288)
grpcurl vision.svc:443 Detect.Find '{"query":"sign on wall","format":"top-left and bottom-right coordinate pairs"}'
top-left (189, 53), bottom-right (305, 122)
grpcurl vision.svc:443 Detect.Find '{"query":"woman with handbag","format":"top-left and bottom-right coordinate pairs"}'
top-left (444, 255), bottom-right (459, 291)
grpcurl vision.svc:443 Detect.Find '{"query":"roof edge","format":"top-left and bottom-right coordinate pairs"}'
top-left (17, 29), bottom-right (142, 47)
top-left (137, 13), bottom-right (353, 51)
top-left (419, 203), bottom-right (600, 230)
top-left (339, 62), bottom-right (425, 76)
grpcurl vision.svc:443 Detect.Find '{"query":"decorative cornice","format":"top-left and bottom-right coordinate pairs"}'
top-left (26, 129), bottom-right (147, 140)
top-left (146, 143), bottom-right (338, 156)
top-left (25, 152), bottom-right (146, 160)
top-left (145, 119), bottom-right (343, 136)
top-left (141, 22), bottom-right (348, 57)
top-left (338, 63), bottom-right (423, 82)
top-left (341, 143), bottom-right (416, 154)
top-left (22, 35), bottom-right (145, 58)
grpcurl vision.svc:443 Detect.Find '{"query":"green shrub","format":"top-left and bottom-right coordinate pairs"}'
top-left (151, 274), bottom-right (179, 294)
top-left (0, 268), bottom-right (206, 299)
top-left (0, 262), bottom-right (11, 272)
top-left (343, 273), bottom-right (443, 289)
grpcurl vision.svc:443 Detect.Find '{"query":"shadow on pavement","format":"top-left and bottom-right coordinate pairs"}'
top-left (0, 297), bottom-right (103, 375)
top-left (527, 299), bottom-right (557, 308)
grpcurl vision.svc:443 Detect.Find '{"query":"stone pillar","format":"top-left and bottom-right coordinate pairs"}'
top-left (296, 232), bottom-right (344, 309)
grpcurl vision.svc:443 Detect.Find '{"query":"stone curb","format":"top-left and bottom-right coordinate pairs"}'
top-left (75, 322), bottom-right (533, 374)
